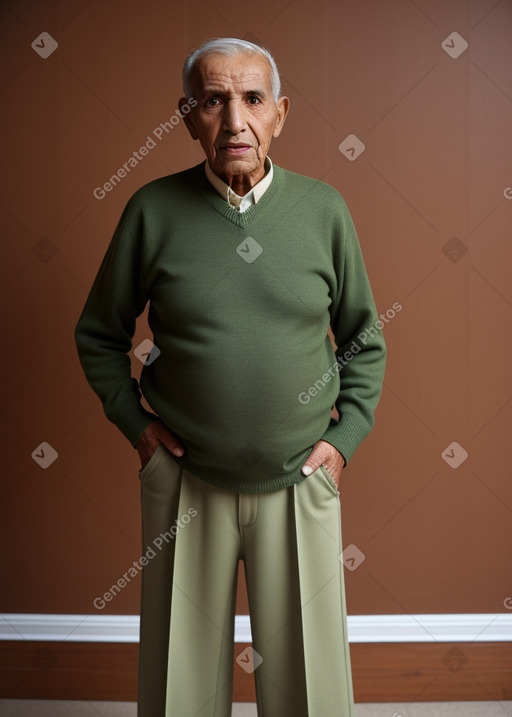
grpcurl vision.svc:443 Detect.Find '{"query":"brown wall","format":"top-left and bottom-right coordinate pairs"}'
top-left (1, 0), bottom-right (511, 630)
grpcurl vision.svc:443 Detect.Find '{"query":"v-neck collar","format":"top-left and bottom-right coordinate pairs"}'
top-left (194, 161), bottom-right (282, 229)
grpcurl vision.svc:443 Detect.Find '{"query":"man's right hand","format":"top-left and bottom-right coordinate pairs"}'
top-left (137, 419), bottom-right (185, 470)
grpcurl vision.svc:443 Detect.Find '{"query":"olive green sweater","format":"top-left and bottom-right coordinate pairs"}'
top-left (75, 162), bottom-right (386, 493)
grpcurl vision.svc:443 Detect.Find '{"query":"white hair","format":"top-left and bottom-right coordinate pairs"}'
top-left (182, 37), bottom-right (281, 102)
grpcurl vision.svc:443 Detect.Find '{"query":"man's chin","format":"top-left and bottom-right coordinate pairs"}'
top-left (215, 158), bottom-right (260, 177)
top-left (207, 149), bottom-right (267, 190)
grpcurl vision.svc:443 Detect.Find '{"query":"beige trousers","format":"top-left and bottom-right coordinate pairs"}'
top-left (137, 444), bottom-right (354, 717)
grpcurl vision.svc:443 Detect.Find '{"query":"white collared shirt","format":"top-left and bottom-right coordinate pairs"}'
top-left (204, 157), bottom-right (274, 212)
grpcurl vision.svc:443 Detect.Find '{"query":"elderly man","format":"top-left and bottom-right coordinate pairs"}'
top-left (76, 37), bottom-right (386, 717)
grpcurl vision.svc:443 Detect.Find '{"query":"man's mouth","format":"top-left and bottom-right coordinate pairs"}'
top-left (219, 144), bottom-right (252, 155)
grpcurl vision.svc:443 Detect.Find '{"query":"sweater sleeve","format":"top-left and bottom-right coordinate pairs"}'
top-left (74, 206), bottom-right (157, 447)
top-left (320, 195), bottom-right (387, 463)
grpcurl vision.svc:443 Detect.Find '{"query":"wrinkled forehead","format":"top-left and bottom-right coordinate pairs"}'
top-left (191, 52), bottom-right (273, 96)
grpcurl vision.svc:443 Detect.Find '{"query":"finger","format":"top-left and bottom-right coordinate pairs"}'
top-left (301, 446), bottom-right (325, 476)
top-left (160, 430), bottom-right (186, 457)
top-left (302, 439), bottom-right (344, 476)
top-left (137, 422), bottom-right (186, 464)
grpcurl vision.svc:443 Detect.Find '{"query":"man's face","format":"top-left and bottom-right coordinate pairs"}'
top-left (181, 51), bottom-right (290, 192)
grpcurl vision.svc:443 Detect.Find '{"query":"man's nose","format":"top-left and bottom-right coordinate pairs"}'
top-left (222, 99), bottom-right (246, 134)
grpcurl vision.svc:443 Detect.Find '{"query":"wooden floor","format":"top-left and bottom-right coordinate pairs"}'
top-left (0, 641), bottom-right (511, 703)
top-left (0, 700), bottom-right (511, 716)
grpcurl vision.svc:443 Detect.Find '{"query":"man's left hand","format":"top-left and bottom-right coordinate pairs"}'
top-left (301, 440), bottom-right (345, 488)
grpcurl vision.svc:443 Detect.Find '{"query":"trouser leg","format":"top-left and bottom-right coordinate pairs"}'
top-left (138, 445), bottom-right (181, 717)
top-left (138, 447), bottom-right (240, 717)
top-left (243, 466), bottom-right (354, 717)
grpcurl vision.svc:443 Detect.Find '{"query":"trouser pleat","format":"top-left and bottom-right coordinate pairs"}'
top-left (243, 487), bottom-right (309, 716)
top-left (164, 462), bottom-right (240, 717)
top-left (292, 467), bottom-right (355, 715)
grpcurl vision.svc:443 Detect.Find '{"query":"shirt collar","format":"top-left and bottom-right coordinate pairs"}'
top-left (204, 157), bottom-right (273, 211)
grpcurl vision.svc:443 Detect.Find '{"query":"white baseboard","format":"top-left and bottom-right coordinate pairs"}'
top-left (1, 613), bottom-right (511, 644)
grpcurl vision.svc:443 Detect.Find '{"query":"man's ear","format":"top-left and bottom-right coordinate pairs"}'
top-left (179, 97), bottom-right (199, 140)
top-left (272, 95), bottom-right (290, 139)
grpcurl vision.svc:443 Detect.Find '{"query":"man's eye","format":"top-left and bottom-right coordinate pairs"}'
top-left (206, 97), bottom-right (220, 106)
top-left (248, 96), bottom-right (260, 104)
